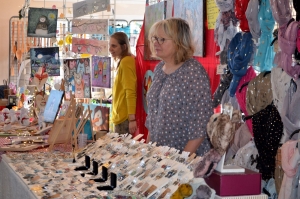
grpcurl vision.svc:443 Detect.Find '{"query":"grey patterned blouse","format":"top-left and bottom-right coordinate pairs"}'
top-left (145, 58), bottom-right (213, 156)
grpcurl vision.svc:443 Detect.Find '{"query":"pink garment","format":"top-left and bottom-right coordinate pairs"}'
top-left (269, 0), bottom-right (292, 26)
top-left (278, 20), bottom-right (300, 79)
top-left (235, 66), bottom-right (256, 135)
top-left (278, 140), bottom-right (300, 199)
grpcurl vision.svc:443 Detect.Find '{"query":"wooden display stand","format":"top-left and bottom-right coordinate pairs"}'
top-left (48, 98), bottom-right (77, 151)
top-left (72, 104), bottom-right (92, 151)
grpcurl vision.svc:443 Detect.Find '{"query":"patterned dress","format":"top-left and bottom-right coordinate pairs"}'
top-left (145, 58), bottom-right (213, 156)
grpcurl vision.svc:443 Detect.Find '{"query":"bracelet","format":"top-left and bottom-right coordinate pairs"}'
top-left (129, 119), bottom-right (136, 122)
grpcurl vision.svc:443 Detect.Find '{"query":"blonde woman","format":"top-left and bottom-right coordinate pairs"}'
top-left (145, 18), bottom-right (213, 156)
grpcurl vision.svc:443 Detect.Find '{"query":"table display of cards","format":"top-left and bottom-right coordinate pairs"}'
top-left (0, 126), bottom-right (52, 151)
top-left (0, 125), bottom-right (38, 137)
top-left (4, 133), bottom-right (197, 198)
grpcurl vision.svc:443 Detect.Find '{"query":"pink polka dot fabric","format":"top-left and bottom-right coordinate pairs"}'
top-left (235, 66), bottom-right (256, 135)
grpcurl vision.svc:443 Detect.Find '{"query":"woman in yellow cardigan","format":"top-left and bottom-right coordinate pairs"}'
top-left (109, 32), bottom-right (137, 134)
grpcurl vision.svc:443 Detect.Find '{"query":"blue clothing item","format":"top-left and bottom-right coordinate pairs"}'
top-left (253, 0), bottom-right (275, 72)
top-left (227, 32), bottom-right (254, 97)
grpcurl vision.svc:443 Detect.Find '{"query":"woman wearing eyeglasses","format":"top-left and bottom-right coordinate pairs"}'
top-left (145, 18), bottom-right (213, 156)
top-left (109, 32), bottom-right (137, 134)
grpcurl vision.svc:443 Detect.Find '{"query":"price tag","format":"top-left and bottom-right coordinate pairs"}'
top-left (217, 64), bottom-right (227, 75)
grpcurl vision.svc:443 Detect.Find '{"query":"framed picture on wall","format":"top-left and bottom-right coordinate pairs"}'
top-left (27, 7), bottom-right (58, 38)
top-left (30, 47), bottom-right (60, 76)
top-left (174, 0), bottom-right (204, 57)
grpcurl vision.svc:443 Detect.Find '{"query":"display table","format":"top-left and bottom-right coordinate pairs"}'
top-left (0, 134), bottom-right (196, 198)
top-left (0, 155), bottom-right (38, 199)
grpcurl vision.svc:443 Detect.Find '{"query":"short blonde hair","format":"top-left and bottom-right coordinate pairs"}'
top-left (148, 18), bottom-right (195, 64)
top-left (110, 32), bottom-right (132, 60)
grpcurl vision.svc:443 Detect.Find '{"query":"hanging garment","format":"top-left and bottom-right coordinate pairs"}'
top-left (220, 89), bottom-right (240, 111)
top-left (214, 0), bottom-right (238, 54)
top-left (289, 162), bottom-right (300, 199)
top-left (246, 72), bottom-right (273, 116)
top-left (252, 104), bottom-right (283, 181)
top-left (278, 140), bottom-right (299, 199)
top-left (212, 72), bottom-right (233, 108)
top-left (253, 0), bottom-right (275, 72)
top-left (233, 139), bottom-right (259, 172)
top-left (235, 66), bottom-right (256, 135)
top-left (271, 67), bottom-right (292, 143)
top-left (235, 0), bottom-right (250, 32)
top-left (269, 0), bottom-right (292, 26)
top-left (227, 32), bottom-right (254, 97)
top-left (245, 0), bottom-right (261, 44)
top-left (225, 123), bottom-right (253, 164)
top-left (278, 20), bottom-right (300, 79)
top-left (281, 78), bottom-right (300, 139)
top-left (271, 67), bottom-right (291, 116)
top-left (272, 29), bottom-right (281, 68)
top-left (214, 9), bottom-right (239, 54)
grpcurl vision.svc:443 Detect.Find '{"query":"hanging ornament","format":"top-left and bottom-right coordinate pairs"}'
top-left (57, 39), bottom-right (64, 46)
top-left (65, 35), bottom-right (72, 45)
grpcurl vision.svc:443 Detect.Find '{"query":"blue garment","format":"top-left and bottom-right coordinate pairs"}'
top-left (228, 32), bottom-right (254, 97)
top-left (253, 0), bottom-right (275, 72)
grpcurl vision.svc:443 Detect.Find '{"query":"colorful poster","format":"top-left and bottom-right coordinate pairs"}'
top-left (144, 1), bottom-right (167, 60)
top-left (91, 56), bottom-right (111, 88)
top-left (73, 0), bottom-right (110, 18)
top-left (30, 47), bottom-right (60, 76)
top-left (27, 8), bottom-right (58, 38)
top-left (206, 0), bottom-right (219, 29)
top-left (72, 19), bottom-right (109, 35)
top-left (63, 58), bottom-right (91, 98)
top-left (174, 0), bottom-right (204, 57)
top-left (82, 103), bottom-right (110, 131)
top-left (72, 37), bottom-right (109, 56)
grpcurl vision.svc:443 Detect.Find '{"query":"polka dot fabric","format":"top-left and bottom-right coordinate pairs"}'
top-left (145, 58), bottom-right (213, 156)
top-left (252, 104), bottom-right (283, 181)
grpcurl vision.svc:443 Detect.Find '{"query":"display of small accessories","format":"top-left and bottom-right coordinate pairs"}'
top-left (3, 133), bottom-right (199, 198)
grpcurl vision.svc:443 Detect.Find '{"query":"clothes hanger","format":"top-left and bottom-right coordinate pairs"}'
top-left (238, 81), bottom-right (250, 93)
top-left (263, 71), bottom-right (271, 77)
top-left (289, 129), bottom-right (300, 140)
top-left (287, 18), bottom-right (295, 27)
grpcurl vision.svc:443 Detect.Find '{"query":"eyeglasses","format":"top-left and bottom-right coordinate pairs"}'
top-left (150, 36), bottom-right (172, 45)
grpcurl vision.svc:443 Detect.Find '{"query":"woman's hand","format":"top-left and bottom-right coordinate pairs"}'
top-left (129, 120), bottom-right (137, 134)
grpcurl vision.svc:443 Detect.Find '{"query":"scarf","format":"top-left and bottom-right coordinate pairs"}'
top-left (269, 0), bottom-right (292, 26)
top-left (235, 66), bottom-right (256, 135)
top-left (245, 0), bottom-right (261, 43)
top-left (278, 20), bottom-right (300, 79)
top-left (227, 32), bottom-right (254, 97)
top-left (252, 0), bottom-right (275, 72)
top-left (235, 0), bottom-right (250, 32)
top-left (246, 72), bottom-right (273, 115)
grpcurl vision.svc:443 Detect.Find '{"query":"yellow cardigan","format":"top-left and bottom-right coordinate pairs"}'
top-left (112, 56), bottom-right (137, 125)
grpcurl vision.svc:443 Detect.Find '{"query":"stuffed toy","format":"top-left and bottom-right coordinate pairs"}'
top-left (170, 183), bottom-right (193, 199)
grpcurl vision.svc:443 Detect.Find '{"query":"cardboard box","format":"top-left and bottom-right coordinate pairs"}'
top-left (215, 194), bottom-right (267, 199)
top-left (204, 169), bottom-right (261, 196)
